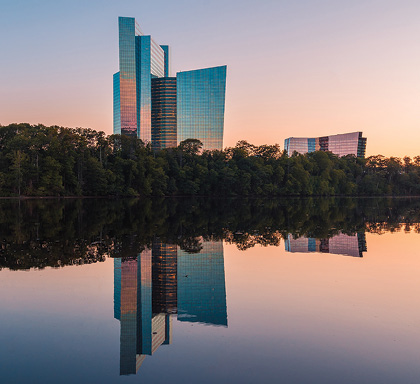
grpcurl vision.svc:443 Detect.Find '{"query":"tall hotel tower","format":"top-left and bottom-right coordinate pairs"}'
top-left (113, 17), bottom-right (227, 151)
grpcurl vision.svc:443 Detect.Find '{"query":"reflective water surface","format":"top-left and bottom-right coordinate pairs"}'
top-left (1, 198), bottom-right (420, 383)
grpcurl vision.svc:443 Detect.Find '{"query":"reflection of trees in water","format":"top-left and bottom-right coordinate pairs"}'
top-left (366, 222), bottom-right (420, 234)
top-left (224, 231), bottom-right (283, 251)
top-left (0, 240), bottom-right (108, 270)
top-left (1, 197), bottom-right (420, 270)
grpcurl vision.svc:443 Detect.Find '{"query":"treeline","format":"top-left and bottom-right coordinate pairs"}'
top-left (1, 197), bottom-right (420, 270)
top-left (1, 123), bottom-right (420, 196)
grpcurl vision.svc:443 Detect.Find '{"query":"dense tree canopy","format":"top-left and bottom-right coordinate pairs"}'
top-left (1, 123), bottom-right (419, 196)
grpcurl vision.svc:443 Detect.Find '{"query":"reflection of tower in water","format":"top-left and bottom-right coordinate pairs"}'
top-left (114, 248), bottom-right (173, 375)
top-left (114, 239), bottom-right (227, 375)
top-left (152, 243), bottom-right (177, 315)
top-left (178, 241), bottom-right (228, 326)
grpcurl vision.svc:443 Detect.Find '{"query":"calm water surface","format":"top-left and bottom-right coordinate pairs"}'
top-left (1, 198), bottom-right (420, 383)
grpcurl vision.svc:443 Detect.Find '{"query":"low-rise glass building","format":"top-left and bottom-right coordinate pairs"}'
top-left (284, 131), bottom-right (367, 158)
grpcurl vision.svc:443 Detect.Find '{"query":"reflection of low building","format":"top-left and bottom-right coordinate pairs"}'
top-left (114, 239), bottom-right (227, 375)
top-left (285, 233), bottom-right (367, 257)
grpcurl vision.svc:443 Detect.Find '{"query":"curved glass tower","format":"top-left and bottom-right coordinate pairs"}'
top-left (114, 17), bottom-right (142, 138)
top-left (177, 66), bottom-right (227, 151)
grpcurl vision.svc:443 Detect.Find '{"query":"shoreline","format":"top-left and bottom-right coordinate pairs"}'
top-left (1, 195), bottom-right (420, 200)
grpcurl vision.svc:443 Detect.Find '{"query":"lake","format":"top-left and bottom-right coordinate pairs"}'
top-left (1, 197), bottom-right (420, 383)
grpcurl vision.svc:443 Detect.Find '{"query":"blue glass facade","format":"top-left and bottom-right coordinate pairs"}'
top-left (177, 66), bottom-right (227, 151)
top-left (136, 35), bottom-right (151, 142)
top-left (137, 249), bottom-right (152, 356)
top-left (113, 72), bottom-right (121, 135)
top-left (136, 35), bottom-right (165, 142)
top-left (284, 138), bottom-right (290, 155)
top-left (308, 238), bottom-right (316, 252)
top-left (177, 241), bottom-right (227, 326)
top-left (114, 16), bottom-right (227, 150)
top-left (117, 17), bottom-right (141, 137)
top-left (160, 45), bottom-right (170, 77)
top-left (114, 257), bottom-right (121, 320)
top-left (308, 138), bottom-right (316, 153)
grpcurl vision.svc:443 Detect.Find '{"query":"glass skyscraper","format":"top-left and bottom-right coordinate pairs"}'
top-left (151, 77), bottom-right (177, 151)
top-left (114, 17), bottom-right (142, 138)
top-left (114, 16), bottom-right (227, 151)
top-left (177, 66), bottom-right (227, 150)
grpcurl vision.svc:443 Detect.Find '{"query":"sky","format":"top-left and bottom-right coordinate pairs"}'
top-left (1, 0), bottom-right (420, 157)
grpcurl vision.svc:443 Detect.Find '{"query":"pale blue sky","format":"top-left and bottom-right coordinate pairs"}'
top-left (1, 0), bottom-right (420, 156)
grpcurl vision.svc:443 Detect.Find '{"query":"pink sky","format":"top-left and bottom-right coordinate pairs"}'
top-left (1, 0), bottom-right (419, 158)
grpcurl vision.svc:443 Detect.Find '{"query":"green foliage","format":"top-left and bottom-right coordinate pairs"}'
top-left (0, 124), bottom-right (420, 196)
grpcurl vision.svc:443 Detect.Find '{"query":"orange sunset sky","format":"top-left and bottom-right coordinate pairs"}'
top-left (1, 0), bottom-right (419, 158)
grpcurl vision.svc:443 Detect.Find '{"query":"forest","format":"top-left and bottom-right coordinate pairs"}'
top-left (1, 123), bottom-right (420, 197)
